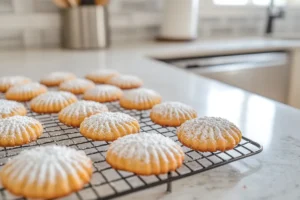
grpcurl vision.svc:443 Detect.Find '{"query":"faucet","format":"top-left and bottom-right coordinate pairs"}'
top-left (265, 0), bottom-right (285, 34)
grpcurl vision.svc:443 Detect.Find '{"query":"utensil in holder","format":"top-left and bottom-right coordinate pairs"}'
top-left (61, 6), bottom-right (110, 49)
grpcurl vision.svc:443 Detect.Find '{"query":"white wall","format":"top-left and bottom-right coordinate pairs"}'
top-left (0, 0), bottom-right (298, 49)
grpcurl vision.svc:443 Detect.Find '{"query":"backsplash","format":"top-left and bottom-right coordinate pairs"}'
top-left (0, 0), bottom-right (298, 49)
top-left (274, 7), bottom-right (300, 34)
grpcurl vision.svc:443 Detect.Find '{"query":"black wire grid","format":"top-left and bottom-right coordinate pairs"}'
top-left (0, 94), bottom-right (263, 200)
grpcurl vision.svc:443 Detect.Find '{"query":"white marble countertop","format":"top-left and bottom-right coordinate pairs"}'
top-left (1, 38), bottom-right (300, 200)
top-left (111, 37), bottom-right (300, 59)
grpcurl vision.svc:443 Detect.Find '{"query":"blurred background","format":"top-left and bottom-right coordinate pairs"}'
top-left (0, 0), bottom-right (299, 49)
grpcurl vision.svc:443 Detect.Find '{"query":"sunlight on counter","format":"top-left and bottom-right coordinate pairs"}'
top-left (244, 96), bottom-right (275, 149)
top-left (205, 85), bottom-right (274, 149)
top-left (206, 87), bottom-right (246, 123)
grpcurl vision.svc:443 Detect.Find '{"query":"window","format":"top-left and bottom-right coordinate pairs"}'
top-left (213, 0), bottom-right (286, 6)
top-left (273, 0), bottom-right (286, 6)
top-left (252, 0), bottom-right (271, 5)
top-left (213, 0), bottom-right (248, 5)
top-left (252, 0), bottom-right (286, 6)
top-left (288, 0), bottom-right (300, 5)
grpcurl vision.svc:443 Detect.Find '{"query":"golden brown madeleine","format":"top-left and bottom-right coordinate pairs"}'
top-left (80, 112), bottom-right (140, 141)
top-left (0, 145), bottom-right (92, 199)
top-left (0, 99), bottom-right (27, 119)
top-left (105, 74), bottom-right (143, 89)
top-left (83, 85), bottom-right (123, 103)
top-left (0, 76), bottom-right (31, 93)
top-left (150, 101), bottom-right (197, 126)
top-left (59, 100), bottom-right (108, 127)
top-left (0, 116), bottom-right (43, 147)
top-left (177, 117), bottom-right (242, 152)
top-left (106, 132), bottom-right (184, 175)
top-left (85, 69), bottom-right (119, 83)
top-left (40, 72), bottom-right (76, 87)
top-left (120, 88), bottom-right (162, 110)
top-left (59, 78), bottom-right (95, 95)
top-left (6, 82), bottom-right (48, 102)
top-left (30, 91), bottom-right (77, 113)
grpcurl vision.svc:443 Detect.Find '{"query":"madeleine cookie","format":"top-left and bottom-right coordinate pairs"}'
top-left (6, 82), bottom-right (48, 102)
top-left (0, 145), bottom-right (92, 199)
top-left (30, 91), bottom-right (77, 113)
top-left (80, 112), bottom-right (140, 141)
top-left (106, 133), bottom-right (184, 175)
top-left (83, 85), bottom-right (123, 103)
top-left (59, 78), bottom-right (95, 95)
top-left (150, 102), bottom-right (197, 126)
top-left (0, 116), bottom-right (43, 147)
top-left (177, 117), bottom-right (242, 152)
top-left (0, 100), bottom-right (27, 119)
top-left (40, 72), bottom-right (76, 87)
top-left (106, 74), bottom-right (143, 89)
top-left (0, 76), bottom-right (31, 93)
top-left (120, 88), bottom-right (162, 110)
top-left (85, 69), bottom-right (119, 83)
top-left (59, 100), bottom-right (108, 127)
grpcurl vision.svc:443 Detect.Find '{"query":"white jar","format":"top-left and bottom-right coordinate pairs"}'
top-left (159, 0), bottom-right (200, 41)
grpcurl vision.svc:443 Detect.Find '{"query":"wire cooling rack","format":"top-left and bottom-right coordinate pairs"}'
top-left (0, 93), bottom-right (263, 200)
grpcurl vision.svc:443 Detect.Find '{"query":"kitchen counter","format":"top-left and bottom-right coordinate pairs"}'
top-left (1, 38), bottom-right (300, 200)
top-left (115, 37), bottom-right (300, 59)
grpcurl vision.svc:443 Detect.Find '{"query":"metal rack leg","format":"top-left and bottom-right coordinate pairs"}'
top-left (166, 172), bottom-right (172, 192)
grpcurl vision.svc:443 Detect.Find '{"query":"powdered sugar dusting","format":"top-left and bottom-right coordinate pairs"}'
top-left (30, 91), bottom-right (77, 105)
top-left (0, 116), bottom-right (42, 138)
top-left (81, 112), bottom-right (137, 130)
top-left (107, 132), bottom-right (183, 164)
top-left (59, 100), bottom-right (108, 118)
top-left (0, 100), bottom-right (25, 116)
top-left (86, 69), bottom-right (119, 79)
top-left (41, 72), bottom-right (75, 82)
top-left (84, 85), bottom-right (122, 98)
top-left (106, 75), bottom-right (142, 87)
top-left (2, 145), bottom-right (91, 185)
top-left (60, 78), bottom-right (95, 91)
top-left (151, 101), bottom-right (196, 119)
top-left (177, 117), bottom-right (240, 141)
top-left (80, 112), bottom-right (139, 139)
top-left (122, 88), bottom-right (161, 104)
top-left (7, 82), bottom-right (47, 93)
top-left (0, 76), bottom-right (31, 85)
top-left (85, 85), bottom-right (122, 95)
top-left (0, 76), bottom-right (31, 91)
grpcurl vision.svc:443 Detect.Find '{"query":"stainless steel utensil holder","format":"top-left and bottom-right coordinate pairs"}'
top-left (61, 6), bottom-right (110, 49)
